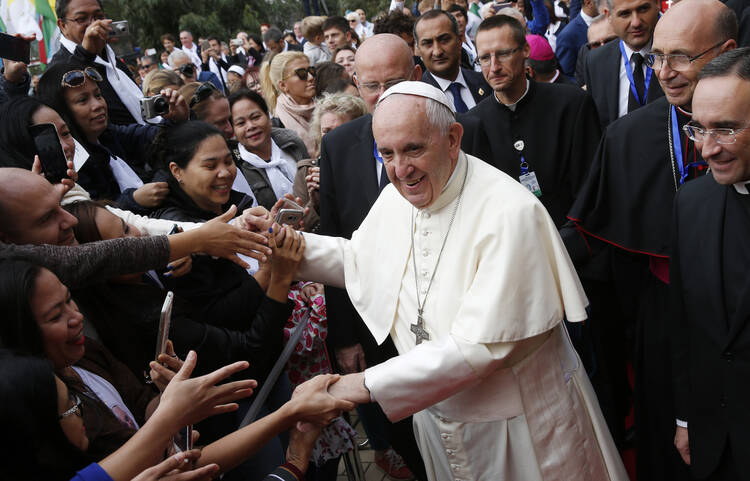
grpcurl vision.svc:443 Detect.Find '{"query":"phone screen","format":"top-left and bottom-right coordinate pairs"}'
top-left (0, 32), bottom-right (30, 64)
top-left (29, 123), bottom-right (68, 184)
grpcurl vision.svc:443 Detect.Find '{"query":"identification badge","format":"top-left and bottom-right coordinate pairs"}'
top-left (519, 171), bottom-right (542, 197)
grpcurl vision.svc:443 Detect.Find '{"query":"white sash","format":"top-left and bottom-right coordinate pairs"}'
top-left (60, 36), bottom-right (145, 124)
top-left (108, 155), bottom-right (144, 191)
top-left (237, 140), bottom-right (296, 199)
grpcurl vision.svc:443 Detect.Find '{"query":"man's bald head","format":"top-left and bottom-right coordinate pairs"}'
top-left (651, 0), bottom-right (737, 108)
top-left (0, 168), bottom-right (78, 246)
top-left (354, 34), bottom-right (421, 112)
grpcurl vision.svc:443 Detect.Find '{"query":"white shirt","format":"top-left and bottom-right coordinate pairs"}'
top-left (73, 367), bottom-right (139, 430)
top-left (180, 43), bottom-right (203, 71)
top-left (580, 9), bottom-right (596, 27)
top-left (431, 69), bottom-right (477, 111)
top-left (618, 42), bottom-right (652, 118)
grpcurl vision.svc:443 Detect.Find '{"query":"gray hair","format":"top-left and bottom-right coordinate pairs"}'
top-left (699, 47), bottom-right (750, 81)
top-left (376, 93), bottom-right (455, 136)
top-left (167, 50), bottom-right (190, 67)
top-left (310, 93), bottom-right (368, 156)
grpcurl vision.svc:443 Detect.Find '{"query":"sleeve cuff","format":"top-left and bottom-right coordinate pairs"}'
top-left (676, 419), bottom-right (688, 428)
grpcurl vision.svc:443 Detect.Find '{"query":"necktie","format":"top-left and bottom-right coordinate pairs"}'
top-left (448, 82), bottom-right (468, 113)
top-left (627, 53), bottom-right (645, 112)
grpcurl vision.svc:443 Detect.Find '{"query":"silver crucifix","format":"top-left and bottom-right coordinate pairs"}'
top-left (410, 309), bottom-right (430, 345)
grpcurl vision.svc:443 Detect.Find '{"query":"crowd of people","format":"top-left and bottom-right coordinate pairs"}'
top-left (1, 0), bottom-right (750, 480)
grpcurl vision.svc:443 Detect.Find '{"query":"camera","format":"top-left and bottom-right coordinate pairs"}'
top-left (140, 94), bottom-right (170, 120)
top-left (178, 63), bottom-right (195, 78)
top-left (231, 38), bottom-right (243, 46)
top-left (109, 20), bottom-right (129, 37)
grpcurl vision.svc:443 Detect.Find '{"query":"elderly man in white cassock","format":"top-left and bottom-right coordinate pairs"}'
top-left (292, 81), bottom-right (628, 481)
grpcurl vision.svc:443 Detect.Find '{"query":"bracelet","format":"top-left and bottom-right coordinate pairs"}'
top-left (280, 461), bottom-right (305, 480)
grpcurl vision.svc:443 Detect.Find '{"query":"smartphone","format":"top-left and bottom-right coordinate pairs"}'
top-left (155, 291), bottom-right (174, 360)
top-left (494, 1), bottom-right (514, 7)
top-left (0, 32), bottom-right (30, 64)
top-left (172, 424), bottom-right (193, 452)
top-left (274, 208), bottom-right (304, 227)
top-left (29, 123), bottom-right (68, 184)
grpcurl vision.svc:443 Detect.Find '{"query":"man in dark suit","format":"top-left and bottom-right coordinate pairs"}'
top-left (671, 48), bottom-right (750, 481)
top-left (415, 10), bottom-right (490, 113)
top-left (52, 0), bottom-right (144, 125)
top-left (318, 33), bottom-right (426, 481)
top-left (262, 26), bottom-right (303, 54)
top-left (555, 0), bottom-right (599, 81)
top-left (583, 0), bottom-right (663, 129)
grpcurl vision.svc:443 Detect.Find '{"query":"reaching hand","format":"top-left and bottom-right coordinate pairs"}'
top-left (2, 33), bottom-right (35, 83)
top-left (81, 19), bottom-right (112, 55)
top-left (160, 88), bottom-right (190, 123)
top-left (285, 423), bottom-right (322, 475)
top-left (31, 154), bottom-right (77, 192)
top-left (197, 205), bottom-right (272, 266)
top-left (674, 426), bottom-right (690, 465)
top-left (131, 450), bottom-right (219, 481)
top-left (269, 225), bottom-right (305, 282)
top-left (134, 182), bottom-right (169, 208)
top-left (164, 255), bottom-right (193, 278)
top-left (290, 374), bottom-right (356, 426)
top-left (152, 350), bottom-right (257, 429)
top-left (335, 344), bottom-right (367, 374)
top-left (238, 206), bottom-right (272, 233)
top-left (305, 166), bottom-right (320, 209)
top-left (150, 340), bottom-right (183, 392)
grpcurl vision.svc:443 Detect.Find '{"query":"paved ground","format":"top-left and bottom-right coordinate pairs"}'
top-left (336, 412), bottom-right (391, 481)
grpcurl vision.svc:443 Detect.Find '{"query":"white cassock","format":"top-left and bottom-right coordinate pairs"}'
top-left (298, 152), bottom-right (628, 481)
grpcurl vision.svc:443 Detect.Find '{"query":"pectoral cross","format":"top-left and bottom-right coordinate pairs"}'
top-left (410, 309), bottom-right (431, 345)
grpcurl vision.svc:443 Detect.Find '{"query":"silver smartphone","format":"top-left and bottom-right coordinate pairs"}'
top-left (155, 291), bottom-right (174, 360)
top-left (172, 424), bottom-right (193, 453)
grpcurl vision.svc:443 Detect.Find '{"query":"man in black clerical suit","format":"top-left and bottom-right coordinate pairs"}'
top-left (318, 33), bottom-right (426, 481)
top-left (565, 2), bottom-right (738, 479)
top-left (460, 15), bottom-right (601, 227)
top-left (583, 0), bottom-right (663, 129)
top-left (671, 48), bottom-right (750, 481)
top-left (415, 10), bottom-right (490, 113)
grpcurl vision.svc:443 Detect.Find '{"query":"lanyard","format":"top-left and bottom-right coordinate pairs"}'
top-left (619, 40), bottom-right (653, 107)
top-left (373, 140), bottom-right (383, 163)
top-left (670, 106), bottom-right (686, 184)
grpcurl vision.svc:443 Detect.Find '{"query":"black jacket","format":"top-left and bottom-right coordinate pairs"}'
top-left (49, 43), bottom-right (138, 125)
top-left (150, 177), bottom-right (277, 329)
top-left (670, 174), bottom-right (750, 480)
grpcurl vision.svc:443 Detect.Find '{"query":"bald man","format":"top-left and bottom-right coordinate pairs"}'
top-left (316, 34), bottom-right (425, 480)
top-left (565, 1), bottom-right (738, 479)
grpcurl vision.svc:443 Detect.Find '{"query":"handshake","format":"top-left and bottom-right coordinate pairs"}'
top-left (292, 372), bottom-right (372, 431)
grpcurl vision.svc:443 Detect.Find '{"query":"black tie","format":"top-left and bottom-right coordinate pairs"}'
top-left (628, 53), bottom-right (645, 112)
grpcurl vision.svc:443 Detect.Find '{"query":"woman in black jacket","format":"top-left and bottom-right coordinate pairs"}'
top-left (35, 57), bottom-right (189, 214)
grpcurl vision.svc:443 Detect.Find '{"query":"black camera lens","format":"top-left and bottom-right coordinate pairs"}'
top-left (180, 64), bottom-right (194, 77)
top-left (154, 96), bottom-right (170, 115)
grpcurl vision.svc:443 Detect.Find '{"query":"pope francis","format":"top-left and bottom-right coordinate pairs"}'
top-left (294, 82), bottom-right (627, 481)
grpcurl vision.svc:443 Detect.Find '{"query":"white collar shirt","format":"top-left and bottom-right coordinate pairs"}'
top-left (618, 42), bottom-right (652, 118)
top-left (432, 68), bottom-right (477, 111)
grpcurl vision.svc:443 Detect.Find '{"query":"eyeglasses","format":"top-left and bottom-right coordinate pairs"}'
top-left (355, 77), bottom-right (406, 94)
top-left (586, 36), bottom-right (618, 50)
top-left (58, 394), bottom-right (83, 420)
top-left (189, 82), bottom-right (220, 108)
top-left (284, 66), bottom-right (316, 81)
top-left (683, 123), bottom-right (748, 145)
top-left (475, 46), bottom-right (522, 67)
top-left (645, 40), bottom-right (726, 71)
top-left (61, 67), bottom-right (103, 88)
top-left (139, 63), bottom-right (154, 71)
top-left (63, 13), bottom-right (106, 27)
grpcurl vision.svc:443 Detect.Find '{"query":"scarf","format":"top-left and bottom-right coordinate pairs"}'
top-left (275, 93), bottom-right (315, 155)
top-left (237, 140), bottom-right (297, 199)
top-left (60, 36), bottom-right (145, 125)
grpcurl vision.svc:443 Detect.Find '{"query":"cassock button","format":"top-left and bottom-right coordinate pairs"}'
top-left (441, 433), bottom-right (450, 439)
top-left (422, 230), bottom-right (429, 236)
top-left (424, 212), bottom-right (431, 219)
top-left (422, 249), bottom-right (430, 257)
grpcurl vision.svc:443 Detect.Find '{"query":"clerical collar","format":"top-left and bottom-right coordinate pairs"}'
top-left (580, 10), bottom-right (595, 27)
top-left (422, 151), bottom-right (468, 213)
top-left (494, 79), bottom-right (530, 111)
top-left (676, 106), bottom-right (692, 117)
top-left (735, 181), bottom-right (750, 195)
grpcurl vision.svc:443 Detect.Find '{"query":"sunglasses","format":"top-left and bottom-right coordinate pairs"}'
top-left (284, 66), bottom-right (316, 81)
top-left (189, 81), bottom-right (220, 108)
top-left (61, 67), bottom-right (103, 88)
top-left (178, 63), bottom-right (195, 77)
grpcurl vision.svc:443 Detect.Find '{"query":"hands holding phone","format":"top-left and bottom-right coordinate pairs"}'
top-left (1, 33), bottom-right (34, 84)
